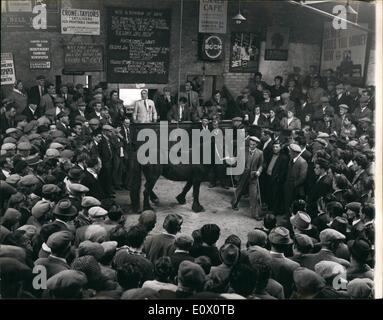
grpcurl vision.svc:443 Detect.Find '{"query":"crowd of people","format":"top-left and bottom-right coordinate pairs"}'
top-left (0, 65), bottom-right (375, 299)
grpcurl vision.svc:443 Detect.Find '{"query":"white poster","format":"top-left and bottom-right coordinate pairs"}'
top-left (61, 8), bottom-right (100, 35)
top-left (321, 22), bottom-right (368, 84)
top-left (1, 53), bottom-right (16, 85)
top-left (7, 0), bottom-right (32, 12)
top-left (199, 0), bottom-right (227, 34)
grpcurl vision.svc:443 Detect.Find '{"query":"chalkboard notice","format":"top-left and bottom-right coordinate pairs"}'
top-left (64, 45), bottom-right (104, 72)
top-left (106, 7), bottom-right (171, 84)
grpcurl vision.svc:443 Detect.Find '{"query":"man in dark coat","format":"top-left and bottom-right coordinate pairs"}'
top-left (28, 75), bottom-right (46, 105)
top-left (167, 97), bottom-right (192, 122)
top-left (98, 125), bottom-right (115, 198)
top-left (283, 143), bottom-right (308, 214)
top-left (155, 87), bottom-right (176, 121)
top-left (81, 156), bottom-right (105, 200)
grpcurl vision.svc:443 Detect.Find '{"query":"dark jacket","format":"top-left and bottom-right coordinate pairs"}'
top-left (300, 249), bottom-right (350, 270)
top-left (34, 255), bottom-right (70, 278)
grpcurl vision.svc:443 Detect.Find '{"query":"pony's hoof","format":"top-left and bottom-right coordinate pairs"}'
top-left (150, 197), bottom-right (160, 205)
top-left (176, 194), bottom-right (186, 204)
top-left (143, 204), bottom-right (154, 211)
top-left (192, 203), bottom-right (204, 212)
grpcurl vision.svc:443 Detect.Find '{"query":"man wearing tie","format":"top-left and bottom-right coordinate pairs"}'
top-left (167, 97), bottom-right (191, 122)
top-left (155, 87), bottom-right (175, 121)
top-left (133, 89), bottom-right (157, 123)
top-left (28, 75), bottom-right (46, 105)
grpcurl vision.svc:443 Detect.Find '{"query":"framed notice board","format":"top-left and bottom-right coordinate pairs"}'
top-left (106, 7), bottom-right (171, 84)
top-left (64, 44), bottom-right (104, 72)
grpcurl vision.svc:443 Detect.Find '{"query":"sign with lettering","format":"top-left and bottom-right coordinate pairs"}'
top-left (29, 39), bottom-right (51, 69)
top-left (1, 1), bottom-right (60, 31)
top-left (61, 8), bottom-right (100, 35)
top-left (106, 7), bottom-right (171, 84)
top-left (200, 34), bottom-right (224, 61)
top-left (321, 22), bottom-right (369, 86)
top-left (265, 26), bottom-right (289, 61)
top-left (199, 0), bottom-right (227, 34)
top-left (1, 53), bottom-right (16, 85)
top-left (229, 32), bottom-right (261, 73)
top-left (64, 44), bottom-right (103, 72)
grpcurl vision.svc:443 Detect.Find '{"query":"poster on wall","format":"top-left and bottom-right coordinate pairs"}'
top-left (1, 0), bottom-right (60, 31)
top-left (106, 7), bottom-right (171, 84)
top-left (61, 9), bottom-right (100, 35)
top-left (1, 53), bottom-right (16, 85)
top-left (29, 39), bottom-right (51, 69)
top-left (64, 44), bottom-right (103, 72)
top-left (199, 34), bottom-right (224, 61)
top-left (321, 22), bottom-right (369, 86)
top-left (229, 32), bottom-right (261, 73)
top-left (199, 0), bottom-right (227, 34)
top-left (265, 26), bottom-right (289, 61)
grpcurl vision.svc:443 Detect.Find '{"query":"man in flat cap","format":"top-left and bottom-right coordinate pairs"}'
top-left (40, 83), bottom-right (56, 115)
top-left (28, 75), bottom-right (46, 105)
top-left (22, 99), bottom-right (44, 122)
top-left (333, 83), bottom-right (352, 114)
top-left (311, 95), bottom-right (335, 132)
top-left (352, 95), bottom-right (373, 122)
top-left (231, 136), bottom-right (263, 220)
top-left (154, 87), bottom-right (176, 121)
top-left (300, 228), bottom-right (350, 270)
top-left (283, 143), bottom-right (308, 214)
top-left (133, 89), bottom-right (157, 123)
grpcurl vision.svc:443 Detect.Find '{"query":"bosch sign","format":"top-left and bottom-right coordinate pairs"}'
top-left (200, 34), bottom-right (224, 61)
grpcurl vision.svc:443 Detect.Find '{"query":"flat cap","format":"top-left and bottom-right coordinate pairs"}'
top-left (3, 137), bottom-right (17, 144)
top-left (345, 202), bottom-right (362, 213)
top-left (138, 210), bottom-right (157, 225)
top-left (175, 234), bottom-right (194, 250)
top-left (358, 117), bottom-right (372, 123)
top-left (47, 270), bottom-right (87, 291)
top-left (89, 118), bottom-right (100, 125)
top-left (359, 96), bottom-right (370, 103)
top-left (315, 138), bottom-right (327, 146)
top-left (23, 121), bottom-right (38, 134)
top-left (178, 260), bottom-right (206, 289)
top-left (42, 184), bottom-right (61, 195)
top-left (220, 243), bottom-right (240, 266)
top-left (294, 233), bottom-right (314, 249)
top-left (61, 149), bottom-right (74, 159)
top-left (2, 208), bottom-right (22, 225)
top-left (121, 288), bottom-right (159, 300)
top-left (78, 241), bottom-right (105, 261)
top-left (50, 130), bottom-right (66, 139)
top-left (1, 143), bottom-right (16, 151)
top-left (163, 213), bottom-right (183, 230)
top-left (102, 124), bottom-right (114, 131)
top-left (0, 245), bottom-right (26, 263)
top-left (46, 231), bottom-right (73, 252)
top-left (6, 174), bottom-right (21, 186)
top-left (232, 117), bottom-right (243, 121)
top-left (45, 148), bottom-right (60, 159)
top-left (84, 225), bottom-right (108, 243)
top-left (319, 228), bottom-right (346, 244)
top-left (293, 267), bottom-right (326, 293)
top-left (31, 200), bottom-right (51, 218)
top-left (68, 167), bottom-right (84, 180)
top-left (317, 132), bottom-right (330, 139)
top-left (289, 143), bottom-right (302, 153)
top-left (68, 183), bottom-right (89, 194)
top-left (25, 154), bottom-right (41, 166)
top-left (347, 278), bottom-right (374, 299)
top-left (314, 261), bottom-right (345, 280)
top-left (88, 206), bottom-right (108, 218)
top-left (28, 133), bottom-right (42, 141)
top-left (338, 104), bottom-right (349, 110)
top-left (18, 174), bottom-right (39, 186)
top-left (81, 196), bottom-right (101, 208)
top-left (49, 142), bottom-right (64, 150)
top-left (269, 227), bottom-right (293, 245)
top-left (6, 128), bottom-right (19, 135)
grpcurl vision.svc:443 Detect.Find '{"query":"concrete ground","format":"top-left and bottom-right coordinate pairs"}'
top-left (115, 177), bottom-right (265, 248)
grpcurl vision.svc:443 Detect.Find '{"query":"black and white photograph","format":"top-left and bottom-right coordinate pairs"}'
top-left (0, 0), bottom-right (382, 307)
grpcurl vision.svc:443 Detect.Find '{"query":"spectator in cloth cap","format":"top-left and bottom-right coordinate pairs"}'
top-left (1, 208), bottom-right (22, 232)
top-left (191, 224), bottom-right (221, 267)
top-left (205, 243), bottom-right (240, 293)
top-left (46, 270), bottom-right (87, 299)
top-left (34, 231), bottom-right (73, 278)
top-left (27, 200), bottom-right (52, 231)
top-left (291, 233), bottom-right (314, 265)
top-left (347, 278), bottom-right (374, 299)
top-left (170, 234), bottom-right (194, 276)
top-left (347, 237), bottom-right (373, 281)
top-left (300, 229), bottom-right (350, 270)
top-left (17, 141), bottom-right (32, 158)
top-left (67, 183), bottom-right (89, 211)
top-left (143, 213), bottom-right (183, 264)
top-left (74, 196), bottom-right (102, 228)
top-left (291, 267), bottom-right (326, 299)
top-left (268, 227), bottom-right (300, 298)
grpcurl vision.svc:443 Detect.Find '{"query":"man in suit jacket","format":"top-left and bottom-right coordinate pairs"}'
top-left (208, 90), bottom-right (228, 120)
top-left (352, 96), bottom-right (373, 122)
top-left (22, 101), bottom-right (44, 122)
top-left (300, 229), bottom-right (350, 270)
top-left (307, 159), bottom-right (333, 216)
top-left (28, 75), bottom-right (46, 105)
top-left (311, 96), bottom-right (335, 132)
top-left (167, 97), bottom-right (192, 122)
top-left (0, 102), bottom-right (17, 135)
top-left (59, 84), bottom-right (74, 108)
top-left (178, 81), bottom-right (202, 122)
top-left (39, 83), bottom-right (56, 114)
top-left (280, 110), bottom-right (301, 131)
top-left (269, 227), bottom-right (300, 298)
top-left (155, 87), bottom-right (176, 121)
top-left (98, 125), bottom-right (115, 197)
top-left (81, 157), bottom-right (105, 200)
top-left (283, 144), bottom-right (308, 213)
top-left (332, 83), bottom-right (352, 114)
top-left (231, 136), bottom-right (264, 220)
top-left (295, 96), bottom-right (314, 123)
top-left (133, 89), bottom-right (157, 123)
